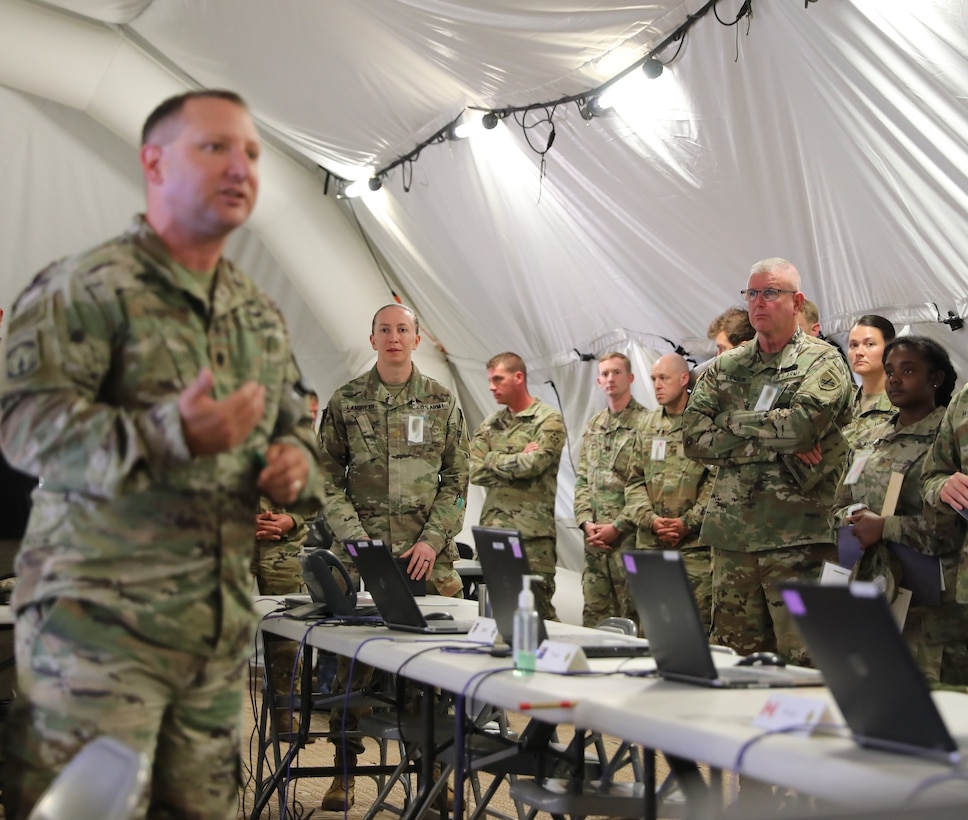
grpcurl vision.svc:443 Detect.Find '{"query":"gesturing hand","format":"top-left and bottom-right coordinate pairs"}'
top-left (179, 369), bottom-right (265, 456)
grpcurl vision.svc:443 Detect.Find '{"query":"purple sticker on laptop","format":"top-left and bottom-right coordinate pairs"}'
top-left (346, 542), bottom-right (358, 557)
top-left (782, 589), bottom-right (806, 616)
top-left (509, 537), bottom-right (523, 558)
top-left (623, 553), bottom-right (638, 574)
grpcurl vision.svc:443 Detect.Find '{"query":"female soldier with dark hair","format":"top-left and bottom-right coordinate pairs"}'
top-left (832, 335), bottom-right (965, 684)
top-left (844, 314), bottom-right (897, 444)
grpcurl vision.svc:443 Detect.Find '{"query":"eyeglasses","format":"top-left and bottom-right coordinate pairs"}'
top-left (739, 288), bottom-right (798, 302)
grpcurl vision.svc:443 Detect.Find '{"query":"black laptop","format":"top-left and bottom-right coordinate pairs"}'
top-left (780, 580), bottom-right (960, 763)
top-left (623, 550), bottom-right (822, 688)
top-left (345, 539), bottom-right (476, 634)
top-left (472, 526), bottom-right (651, 658)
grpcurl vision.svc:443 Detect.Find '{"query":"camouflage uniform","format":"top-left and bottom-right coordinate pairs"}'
top-left (253, 497), bottom-right (314, 596)
top-left (318, 364), bottom-right (469, 752)
top-left (0, 216), bottom-right (320, 819)
top-left (573, 398), bottom-right (651, 628)
top-left (843, 387), bottom-right (894, 447)
top-left (832, 408), bottom-right (966, 684)
top-left (921, 386), bottom-right (968, 682)
top-left (252, 496), bottom-right (319, 716)
top-left (923, 384), bottom-right (968, 534)
top-left (470, 399), bottom-right (565, 621)
top-left (683, 329), bottom-right (853, 664)
top-left (627, 408), bottom-right (714, 633)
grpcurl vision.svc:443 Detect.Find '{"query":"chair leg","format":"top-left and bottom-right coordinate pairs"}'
top-left (470, 771), bottom-right (531, 820)
top-left (362, 745), bottom-right (417, 820)
top-left (398, 736), bottom-right (414, 805)
top-left (423, 761), bottom-right (454, 814)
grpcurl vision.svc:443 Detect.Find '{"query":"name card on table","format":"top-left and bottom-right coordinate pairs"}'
top-left (465, 617), bottom-right (500, 645)
top-left (535, 640), bottom-right (590, 673)
top-left (753, 693), bottom-right (835, 735)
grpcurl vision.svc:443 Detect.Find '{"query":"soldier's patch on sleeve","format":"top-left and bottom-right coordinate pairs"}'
top-left (6, 331), bottom-right (41, 379)
top-left (819, 374), bottom-right (838, 391)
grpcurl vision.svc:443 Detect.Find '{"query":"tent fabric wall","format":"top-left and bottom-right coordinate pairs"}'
top-left (2, 0), bottom-right (967, 571)
top-left (0, 0), bottom-right (456, 400)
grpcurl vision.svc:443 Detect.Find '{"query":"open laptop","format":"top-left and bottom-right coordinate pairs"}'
top-left (780, 580), bottom-right (960, 763)
top-left (472, 526), bottom-right (650, 658)
top-left (623, 550), bottom-right (822, 688)
top-left (345, 539), bottom-right (476, 634)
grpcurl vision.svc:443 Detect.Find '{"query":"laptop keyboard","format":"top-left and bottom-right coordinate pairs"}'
top-left (550, 632), bottom-right (651, 657)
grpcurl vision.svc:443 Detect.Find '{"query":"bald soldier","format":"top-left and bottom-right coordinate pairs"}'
top-left (470, 352), bottom-right (566, 621)
top-left (318, 303), bottom-right (468, 809)
top-left (574, 352), bottom-right (651, 627)
top-left (683, 258), bottom-right (853, 664)
top-left (626, 353), bottom-right (714, 632)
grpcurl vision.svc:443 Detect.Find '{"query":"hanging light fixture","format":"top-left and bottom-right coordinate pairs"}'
top-left (642, 58), bottom-right (664, 79)
top-left (578, 95), bottom-right (609, 121)
top-left (342, 176), bottom-right (382, 198)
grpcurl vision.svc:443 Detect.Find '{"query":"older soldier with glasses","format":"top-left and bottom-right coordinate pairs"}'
top-left (683, 258), bottom-right (853, 666)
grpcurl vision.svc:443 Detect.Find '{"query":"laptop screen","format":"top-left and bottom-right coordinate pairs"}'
top-left (472, 526), bottom-right (549, 645)
top-left (623, 550), bottom-right (719, 681)
top-left (344, 539), bottom-right (429, 628)
top-left (780, 581), bottom-right (959, 762)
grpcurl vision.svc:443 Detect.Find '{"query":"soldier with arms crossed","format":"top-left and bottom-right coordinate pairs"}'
top-left (683, 258), bottom-right (852, 664)
top-left (470, 352), bottom-right (565, 621)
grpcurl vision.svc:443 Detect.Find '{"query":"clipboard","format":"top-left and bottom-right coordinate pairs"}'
top-left (888, 541), bottom-right (942, 607)
top-left (836, 526), bottom-right (863, 570)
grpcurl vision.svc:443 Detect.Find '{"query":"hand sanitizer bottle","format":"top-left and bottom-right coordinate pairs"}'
top-left (513, 575), bottom-right (540, 673)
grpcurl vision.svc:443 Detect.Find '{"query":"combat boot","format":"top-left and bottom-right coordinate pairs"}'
top-left (274, 708), bottom-right (300, 737)
top-left (274, 708), bottom-right (316, 744)
top-left (321, 752), bottom-right (357, 810)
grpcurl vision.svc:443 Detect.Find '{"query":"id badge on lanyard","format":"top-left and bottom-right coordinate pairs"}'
top-left (408, 415), bottom-right (425, 443)
top-left (754, 383), bottom-right (780, 412)
top-left (843, 451), bottom-right (872, 485)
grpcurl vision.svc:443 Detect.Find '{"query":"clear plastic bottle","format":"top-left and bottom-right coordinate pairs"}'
top-left (513, 575), bottom-right (540, 673)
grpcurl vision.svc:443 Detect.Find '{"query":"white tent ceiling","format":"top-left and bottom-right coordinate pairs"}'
top-left (2, 0), bottom-right (967, 561)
